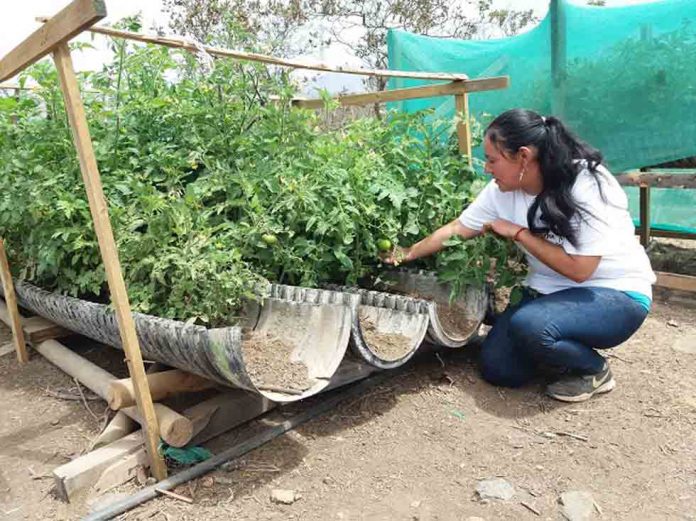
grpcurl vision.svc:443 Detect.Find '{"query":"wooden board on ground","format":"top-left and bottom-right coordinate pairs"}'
top-left (655, 271), bottom-right (696, 293)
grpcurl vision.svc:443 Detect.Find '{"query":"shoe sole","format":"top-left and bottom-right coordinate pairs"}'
top-left (546, 378), bottom-right (616, 403)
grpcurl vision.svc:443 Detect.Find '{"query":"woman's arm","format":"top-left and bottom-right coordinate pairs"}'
top-left (485, 219), bottom-right (600, 283)
top-left (382, 218), bottom-right (480, 265)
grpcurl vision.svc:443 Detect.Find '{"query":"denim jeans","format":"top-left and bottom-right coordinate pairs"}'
top-left (479, 287), bottom-right (649, 387)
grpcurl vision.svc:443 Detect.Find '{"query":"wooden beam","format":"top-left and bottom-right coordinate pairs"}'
top-left (52, 43), bottom-right (166, 480)
top-left (292, 77), bottom-right (509, 110)
top-left (0, 0), bottom-right (106, 82)
top-left (616, 171), bottom-right (696, 189)
top-left (108, 369), bottom-right (216, 410)
top-left (22, 315), bottom-right (71, 344)
top-left (455, 93), bottom-right (473, 166)
top-left (0, 239), bottom-right (28, 363)
top-left (655, 271), bottom-right (696, 293)
top-left (639, 185), bottom-right (651, 247)
top-left (636, 228), bottom-right (696, 241)
top-left (37, 18), bottom-right (468, 82)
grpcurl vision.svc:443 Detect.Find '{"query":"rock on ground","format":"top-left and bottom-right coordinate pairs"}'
top-left (475, 478), bottom-right (515, 501)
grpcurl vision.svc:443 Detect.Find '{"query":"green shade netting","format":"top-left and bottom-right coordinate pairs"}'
top-left (387, 0), bottom-right (696, 233)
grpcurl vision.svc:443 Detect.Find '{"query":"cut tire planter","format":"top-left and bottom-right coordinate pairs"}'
top-left (372, 268), bottom-right (488, 348)
top-left (270, 284), bottom-right (430, 370)
top-left (11, 281), bottom-right (352, 403)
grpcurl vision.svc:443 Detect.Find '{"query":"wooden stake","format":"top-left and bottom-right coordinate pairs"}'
top-left (455, 93), bottom-right (473, 166)
top-left (51, 43), bottom-right (166, 480)
top-left (639, 184), bottom-right (651, 247)
top-left (0, 239), bottom-right (28, 363)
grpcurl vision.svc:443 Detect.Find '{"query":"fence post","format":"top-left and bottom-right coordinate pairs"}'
top-left (455, 93), bottom-right (473, 166)
top-left (550, 0), bottom-right (567, 118)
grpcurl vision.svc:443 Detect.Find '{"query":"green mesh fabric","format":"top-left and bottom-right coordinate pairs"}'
top-left (387, 0), bottom-right (696, 232)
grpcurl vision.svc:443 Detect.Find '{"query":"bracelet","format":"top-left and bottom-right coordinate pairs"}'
top-left (513, 227), bottom-right (528, 242)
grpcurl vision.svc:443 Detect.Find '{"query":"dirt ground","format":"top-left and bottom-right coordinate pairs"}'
top-left (1, 291), bottom-right (695, 521)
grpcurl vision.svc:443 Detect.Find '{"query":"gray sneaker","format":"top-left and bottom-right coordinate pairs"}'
top-left (546, 364), bottom-right (615, 402)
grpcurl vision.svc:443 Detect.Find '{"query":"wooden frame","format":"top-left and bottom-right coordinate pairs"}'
top-left (616, 169), bottom-right (696, 245)
top-left (6, 0), bottom-right (511, 491)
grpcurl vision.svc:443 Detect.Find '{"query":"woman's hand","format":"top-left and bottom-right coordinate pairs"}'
top-left (483, 219), bottom-right (525, 240)
top-left (379, 245), bottom-right (411, 266)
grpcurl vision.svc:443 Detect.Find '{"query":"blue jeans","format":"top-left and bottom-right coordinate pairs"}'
top-left (480, 287), bottom-right (649, 387)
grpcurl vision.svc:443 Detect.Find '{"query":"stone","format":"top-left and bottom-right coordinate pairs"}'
top-left (475, 478), bottom-right (515, 501)
top-left (559, 490), bottom-right (595, 521)
top-left (270, 489), bottom-right (301, 505)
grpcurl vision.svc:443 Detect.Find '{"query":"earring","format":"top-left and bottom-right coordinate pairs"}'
top-left (518, 168), bottom-right (526, 182)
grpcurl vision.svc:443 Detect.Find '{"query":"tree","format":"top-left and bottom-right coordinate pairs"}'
top-left (163, 0), bottom-right (537, 91)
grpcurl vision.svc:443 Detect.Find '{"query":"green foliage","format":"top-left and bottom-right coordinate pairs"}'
top-left (0, 39), bottom-right (524, 325)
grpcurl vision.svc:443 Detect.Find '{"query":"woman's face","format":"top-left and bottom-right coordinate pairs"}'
top-left (483, 135), bottom-right (524, 192)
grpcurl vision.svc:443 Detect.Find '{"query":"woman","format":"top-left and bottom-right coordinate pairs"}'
top-left (384, 108), bottom-right (655, 402)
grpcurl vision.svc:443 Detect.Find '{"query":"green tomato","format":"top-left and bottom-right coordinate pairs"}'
top-left (261, 234), bottom-right (278, 246)
top-left (376, 239), bottom-right (392, 252)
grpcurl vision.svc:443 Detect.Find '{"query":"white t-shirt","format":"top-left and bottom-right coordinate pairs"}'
top-left (458, 165), bottom-right (656, 297)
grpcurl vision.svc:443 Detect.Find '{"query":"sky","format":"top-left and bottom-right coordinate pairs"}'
top-left (0, 0), bottom-right (657, 91)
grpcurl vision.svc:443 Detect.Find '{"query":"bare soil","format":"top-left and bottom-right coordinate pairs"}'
top-left (1, 297), bottom-right (695, 520)
top-left (358, 311), bottom-right (413, 361)
top-left (241, 330), bottom-right (312, 393)
top-left (435, 302), bottom-right (481, 338)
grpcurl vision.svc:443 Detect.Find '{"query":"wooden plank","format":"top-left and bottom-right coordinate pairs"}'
top-left (52, 43), bottom-right (166, 480)
top-left (616, 171), bottom-right (696, 188)
top-left (0, 0), bottom-right (106, 82)
top-left (37, 18), bottom-right (469, 82)
top-left (455, 93), bottom-right (473, 166)
top-left (637, 228), bottom-right (696, 241)
top-left (655, 271), bottom-right (696, 293)
top-left (0, 239), bottom-right (28, 363)
top-left (0, 298), bottom-right (72, 344)
top-left (292, 77), bottom-right (508, 109)
top-left (639, 185), bottom-right (651, 247)
top-left (54, 429), bottom-right (145, 502)
top-left (22, 315), bottom-right (71, 344)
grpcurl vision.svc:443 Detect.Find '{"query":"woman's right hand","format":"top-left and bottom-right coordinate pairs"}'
top-left (380, 245), bottom-right (411, 266)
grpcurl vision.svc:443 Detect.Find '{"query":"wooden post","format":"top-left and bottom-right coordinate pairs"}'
top-left (0, 239), bottom-right (28, 363)
top-left (550, 0), bottom-right (567, 118)
top-left (51, 43), bottom-right (167, 480)
top-left (639, 184), bottom-right (651, 247)
top-left (455, 93), bottom-right (473, 166)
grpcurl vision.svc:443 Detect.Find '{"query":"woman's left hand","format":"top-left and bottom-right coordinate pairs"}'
top-left (483, 219), bottom-right (524, 240)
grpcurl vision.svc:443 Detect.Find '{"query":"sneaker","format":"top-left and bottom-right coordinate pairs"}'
top-left (546, 364), bottom-right (615, 402)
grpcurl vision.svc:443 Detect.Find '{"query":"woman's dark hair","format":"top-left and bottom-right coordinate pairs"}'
top-left (485, 108), bottom-right (604, 246)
